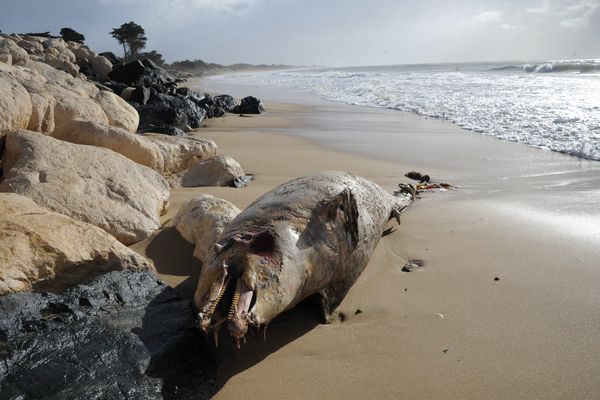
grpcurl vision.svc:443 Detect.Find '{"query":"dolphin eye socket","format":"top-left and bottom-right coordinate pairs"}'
top-left (250, 231), bottom-right (276, 256)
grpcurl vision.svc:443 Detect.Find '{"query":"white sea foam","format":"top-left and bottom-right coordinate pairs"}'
top-left (213, 61), bottom-right (600, 161)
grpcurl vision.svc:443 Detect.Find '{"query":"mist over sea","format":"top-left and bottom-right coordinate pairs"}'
top-left (216, 60), bottom-right (600, 161)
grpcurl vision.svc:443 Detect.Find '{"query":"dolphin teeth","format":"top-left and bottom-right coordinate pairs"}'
top-left (228, 280), bottom-right (241, 321)
top-left (207, 276), bottom-right (230, 316)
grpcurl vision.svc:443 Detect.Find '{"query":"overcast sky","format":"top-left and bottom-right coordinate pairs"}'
top-left (1, 0), bottom-right (598, 66)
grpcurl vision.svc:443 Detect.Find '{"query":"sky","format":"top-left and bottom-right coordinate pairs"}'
top-left (1, 0), bottom-right (598, 66)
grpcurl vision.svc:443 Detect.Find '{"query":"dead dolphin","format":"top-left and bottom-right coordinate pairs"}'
top-left (194, 171), bottom-right (411, 346)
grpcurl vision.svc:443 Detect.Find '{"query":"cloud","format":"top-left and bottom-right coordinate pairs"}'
top-left (500, 23), bottom-right (518, 30)
top-left (472, 9), bottom-right (505, 23)
top-left (559, 1), bottom-right (599, 29)
top-left (97, 0), bottom-right (258, 12)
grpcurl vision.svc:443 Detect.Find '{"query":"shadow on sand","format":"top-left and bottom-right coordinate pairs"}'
top-left (208, 300), bottom-right (321, 395)
top-left (144, 226), bottom-right (202, 299)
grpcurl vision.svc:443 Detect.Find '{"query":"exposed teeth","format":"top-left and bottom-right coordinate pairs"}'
top-left (228, 280), bottom-right (241, 321)
top-left (207, 276), bottom-right (230, 316)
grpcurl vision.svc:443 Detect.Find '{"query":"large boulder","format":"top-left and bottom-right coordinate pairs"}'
top-left (181, 155), bottom-right (245, 187)
top-left (142, 133), bottom-right (217, 174)
top-left (0, 130), bottom-right (170, 244)
top-left (0, 37), bottom-right (29, 64)
top-left (17, 39), bottom-right (44, 56)
top-left (169, 195), bottom-right (240, 261)
top-left (98, 51), bottom-right (121, 65)
top-left (91, 55), bottom-right (112, 81)
top-left (52, 120), bottom-right (163, 171)
top-left (233, 96), bottom-right (265, 114)
top-left (0, 193), bottom-right (152, 295)
top-left (0, 270), bottom-right (216, 399)
top-left (49, 83), bottom-right (109, 135)
top-left (108, 59), bottom-right (146, 85)
top-left (0, 71), bottom-right (32, 132)
top-left (153, 93), bottom-right (205, 129)
top-left (42, 53), bottom-right (79, 76)
top-left (214, 94), bottom-right (237, 112)
top-left (20, 59), bottom-right (99, 98)
top-left (176, 88), bottom-right (224, 119)
top-left (95, 90), bottom-right (139, 132)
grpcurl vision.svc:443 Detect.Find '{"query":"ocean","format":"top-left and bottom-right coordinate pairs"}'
top-left (216, 60), bottom-right (600, 162)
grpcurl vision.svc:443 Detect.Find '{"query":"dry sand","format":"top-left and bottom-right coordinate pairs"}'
top-left (133, 82), bottom-right (600, 399)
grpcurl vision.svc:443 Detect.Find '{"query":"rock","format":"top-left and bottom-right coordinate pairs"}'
top-left (0, 53), bottom-right (12, 65)
top-left (0, 71), bottom-right (32, 132)
top-left (131, 85), bottom-right (151, 105)
top-left (0, 37), bottom-right (29, 64)
top-left (42, 53), bottom-right (80, 76)
top-left (108, 59), bottom-right (146, 85)
top-left (26, 88), bottom-right (56, 133)
top-left (52, 120), bottom-right (163, 171)
top-left (91, 55), bottom-right (112, 81)
top-left (120, 86), bottom-right (136, 100)
top-left (95, 90), bottom-right (139, 132)
top-left (169, 195), bottom-right (240, 261)
top-left (0, 130), bottom-right (170, 244)
top-left (145, 124), bottom-right (185, 136)
top-left (70, 44), bottom-right (97, 64)
top-left (99, 51), bottom-right (121, 65)
top-left (233, 96), bottom-right (264, 114)
top-left (49, 83), bottom-right (109, 135)
top-left (142, 133), bottom-right (217, 174)
top-left (104, 80), bottom-right (129, 96)
top-left (0, 193), bottom-right (152, 295)
top-left (42, 38), bottom-right (76, 63)
top-left (176, 88), bottom-right (224, 119)
top-left (17, 39), bottom-right (44, 56)
top-left (138, 92), bottom-right (206, 133)
top-left (152, 92), bottom-right (205, 129)
top-left (401, 259), bottom-right (424, 272)
top-left (214, 94), bottom-right (237, 112)
top-left (0, 270), bottom-right (216, 399)
top-left (20, 59), bottom-right (99, 98)
top-left (181, 155), bottom-right (245, 187)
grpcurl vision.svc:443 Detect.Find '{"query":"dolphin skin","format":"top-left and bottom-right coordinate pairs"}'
top-left (194, 171), bottom-right (411, 347)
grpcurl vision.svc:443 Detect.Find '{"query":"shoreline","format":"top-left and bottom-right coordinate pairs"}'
top-left (135, 81), bottom-right (600, 399)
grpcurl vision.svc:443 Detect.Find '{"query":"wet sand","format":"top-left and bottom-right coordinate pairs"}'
top-left (133, 80), bottom-right (600, 399)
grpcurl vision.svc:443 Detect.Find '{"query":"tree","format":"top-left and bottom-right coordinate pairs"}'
top-left (110, 21), bottom-right (147, 61)
top-left (60, 27), bottom-right (85, 44)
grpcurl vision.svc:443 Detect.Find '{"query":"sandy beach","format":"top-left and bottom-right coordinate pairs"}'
top-left (132, 80), bottom-right (600, 399)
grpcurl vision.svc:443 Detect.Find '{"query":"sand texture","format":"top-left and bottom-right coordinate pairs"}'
top-left (132, 81), bottom-right (600, 399)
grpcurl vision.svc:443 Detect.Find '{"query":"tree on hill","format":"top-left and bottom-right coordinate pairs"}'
top-left (60, 27), bottom-right (85, 44)
top-left (110, 21), bottom-right (147, 61)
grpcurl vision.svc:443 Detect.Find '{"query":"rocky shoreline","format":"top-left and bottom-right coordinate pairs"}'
top-left (0, 33), bottom-right (268, 397)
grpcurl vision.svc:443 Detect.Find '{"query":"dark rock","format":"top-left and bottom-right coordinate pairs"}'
top-left (143, 92), bottom-right (206, 131)
top-left (76, 59), bottom-right (95, 77)
top-left (99, 51), bottom-right (122, 65)
top-left (103, 81), bottom-right (129, 96)
top-left (131, 86), bottom-right (151, 105)
top-left (231, 175), bottom-right (253, 188)
top-left (405, 171), bottom-right (430, 183)
top-left (0, 270), bottom-right (216, 399)
top-left (401, 259), bottom-right (425, 272)
top-left (108, 59), bottom-right (146, 86)
top-left (175, 88), bottom-right (224, 119)
top-left (137, 102), bottom-right (189, 134)
top-left (233, 96), bottom-right (264, 114)
top-left (214, 95), bottom-right (237, 112)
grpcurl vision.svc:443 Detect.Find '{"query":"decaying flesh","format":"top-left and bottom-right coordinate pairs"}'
top-left (194, 171), bottom-right (411, 347)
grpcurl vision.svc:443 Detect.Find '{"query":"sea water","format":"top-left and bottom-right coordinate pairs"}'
top-left (215, 60), bottom-right (600, 162)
